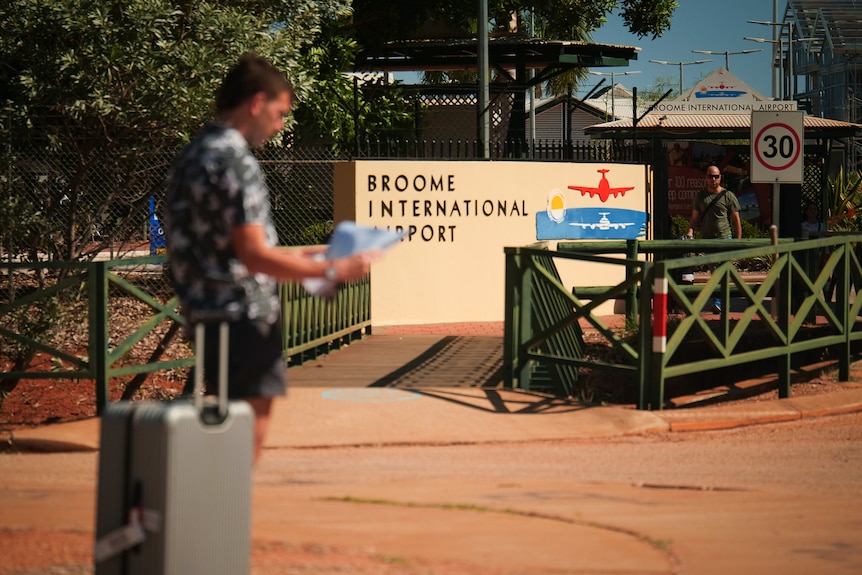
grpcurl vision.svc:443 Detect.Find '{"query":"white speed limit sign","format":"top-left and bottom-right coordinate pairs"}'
top-left (750, 111), bottom-right (804, 183)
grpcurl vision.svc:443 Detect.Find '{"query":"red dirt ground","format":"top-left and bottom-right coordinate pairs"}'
top-left (0, 527), bottom-right (508, 575)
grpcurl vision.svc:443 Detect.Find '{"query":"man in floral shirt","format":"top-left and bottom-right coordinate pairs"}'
top-left (166, 53), bottom-right (374, 463)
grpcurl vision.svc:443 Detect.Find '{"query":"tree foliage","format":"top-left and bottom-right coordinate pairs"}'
top-left (0, 0), bottom-right (351, 261)
top-left (352, 0), bottom-right (677, 47)
top-left (1, 0), bottom-right (343, 149)
top-left (352, 0), bottom-right (677, 96)
top-left (291, 16), bottom-right (414, 149)
top-left (638, 74), bottom-right (678, 101)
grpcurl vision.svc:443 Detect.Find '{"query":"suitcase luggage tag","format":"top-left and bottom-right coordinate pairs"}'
top-left (93, 505), bottom-right (161, 562)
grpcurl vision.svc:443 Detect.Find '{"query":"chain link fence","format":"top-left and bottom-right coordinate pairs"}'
top-left (1, 142), bottom-right (348, 296)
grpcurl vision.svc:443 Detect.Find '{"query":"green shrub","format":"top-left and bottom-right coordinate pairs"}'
top-left (669, 214), bottom-right (690, 239)
top-left (827, 169), bottom-right (862, 232)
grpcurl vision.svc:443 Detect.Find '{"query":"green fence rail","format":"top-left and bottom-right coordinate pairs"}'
top-left (1, 255), bottom-right (371, 414)
top-left (504, 236), bottom-right (862, 409)
top-left (280, 277), bottom-right (371, 365)
top-left (504, 244), bottom-right (653, 405)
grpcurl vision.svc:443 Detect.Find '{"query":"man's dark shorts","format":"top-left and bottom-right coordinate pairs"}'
top-left (184, 318), bottom-right (287, 399)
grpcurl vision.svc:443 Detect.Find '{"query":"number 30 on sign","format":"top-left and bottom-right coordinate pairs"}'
top-left (750, 111), bottom-right (804, 184)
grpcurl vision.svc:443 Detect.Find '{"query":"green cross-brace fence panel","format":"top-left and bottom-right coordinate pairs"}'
top-left (504, 244), bottom-right (648, 405)
top-left (504, 235), bottom-right (862, 410)
top-left (1, 255), bottom-right (372, 414)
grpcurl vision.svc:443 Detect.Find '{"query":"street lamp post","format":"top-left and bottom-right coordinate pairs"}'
top-left (743, 37), bottom-right (784, 99)
top-left (588, 70), bottom-right (641, 118)
top-left (748, 19), bottom-right (794, 100)
top-left (691, 49), bottom-right (762, 71)
top-left (648, 59), bottom-right (712, 95)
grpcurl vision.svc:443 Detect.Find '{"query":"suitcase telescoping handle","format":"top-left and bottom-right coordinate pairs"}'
top-left (194, 321), bottom-right (229, 420)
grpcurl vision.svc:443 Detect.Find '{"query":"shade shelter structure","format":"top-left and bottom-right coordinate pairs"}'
top-left (354, 36), bottom-right (639, 75)
top-left (583, 68), bottom-right (861, 239)
top-left (351, 36), bottom-right (641, 153)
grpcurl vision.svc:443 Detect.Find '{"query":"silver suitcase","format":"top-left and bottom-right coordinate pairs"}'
top-left (94, 322), bottom-right (255, 575)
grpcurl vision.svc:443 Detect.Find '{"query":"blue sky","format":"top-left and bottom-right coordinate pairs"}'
top-left (587, 1), bottom-right (787, 98)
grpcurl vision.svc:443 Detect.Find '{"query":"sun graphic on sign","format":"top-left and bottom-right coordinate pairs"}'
top-left (546, 189), bottom-right (566, 223)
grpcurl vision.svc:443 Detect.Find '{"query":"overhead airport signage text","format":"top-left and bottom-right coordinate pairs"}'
top-left (652, 101), bottom-right (797, 114)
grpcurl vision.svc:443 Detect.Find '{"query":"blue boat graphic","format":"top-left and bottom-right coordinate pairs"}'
top-left (695, 90), bottom-right (747, 98)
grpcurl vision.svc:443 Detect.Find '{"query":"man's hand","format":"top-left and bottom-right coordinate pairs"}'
top-left (330, 251), bottom-right (380, 282)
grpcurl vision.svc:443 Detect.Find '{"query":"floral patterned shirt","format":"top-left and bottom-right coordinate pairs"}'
top-left (165, 122), bottom-right (280, 325)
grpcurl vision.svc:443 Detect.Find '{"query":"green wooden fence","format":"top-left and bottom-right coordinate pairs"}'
top-left (1, 255), bottom-right (371, 413)
top-left (504, 236), bottom-right (862, 409)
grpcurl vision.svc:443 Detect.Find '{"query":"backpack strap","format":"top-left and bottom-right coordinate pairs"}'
top-left (699, 189), bottom-right (728, 224)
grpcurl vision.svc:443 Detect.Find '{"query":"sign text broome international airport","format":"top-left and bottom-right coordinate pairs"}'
top-left (654, 101), bottom-right (798, 114)
top-left (366, 173), bottom-right (529, 242)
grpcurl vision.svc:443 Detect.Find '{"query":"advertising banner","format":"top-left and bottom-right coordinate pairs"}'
top-left (665, 142), bottom-right (772, 226)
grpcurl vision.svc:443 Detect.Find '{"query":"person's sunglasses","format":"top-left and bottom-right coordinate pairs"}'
top-left (708, 174), bottom-right (721, 179)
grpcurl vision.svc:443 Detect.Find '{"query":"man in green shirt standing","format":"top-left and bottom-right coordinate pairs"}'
top-left (686, 165), bottom-right (742, 314)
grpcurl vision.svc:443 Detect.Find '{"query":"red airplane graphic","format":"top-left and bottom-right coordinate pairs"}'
top-left (567, 169), bottom-right (634, 203)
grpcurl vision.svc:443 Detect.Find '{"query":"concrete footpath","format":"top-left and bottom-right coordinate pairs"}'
top-left (7, 382), bottom-right (862, 453)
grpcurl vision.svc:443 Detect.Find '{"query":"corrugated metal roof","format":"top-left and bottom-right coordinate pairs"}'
top-left (582, 84), bottom-right (654, 122)
top-left (805, 115), bottom-right (862, 130)
top-left (585, 114), bottom-right (861, 131)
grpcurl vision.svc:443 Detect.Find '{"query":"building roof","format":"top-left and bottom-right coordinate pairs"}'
top-left (582, 83), bottom-right (655, 122)
top-left (528, 83), bottom-right (653, 121)
top-left (584, 68), bottom-right (861, 139)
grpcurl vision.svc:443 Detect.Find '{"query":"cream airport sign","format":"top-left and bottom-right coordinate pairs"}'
top-left (334, 161), bottom-right (651, 325)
